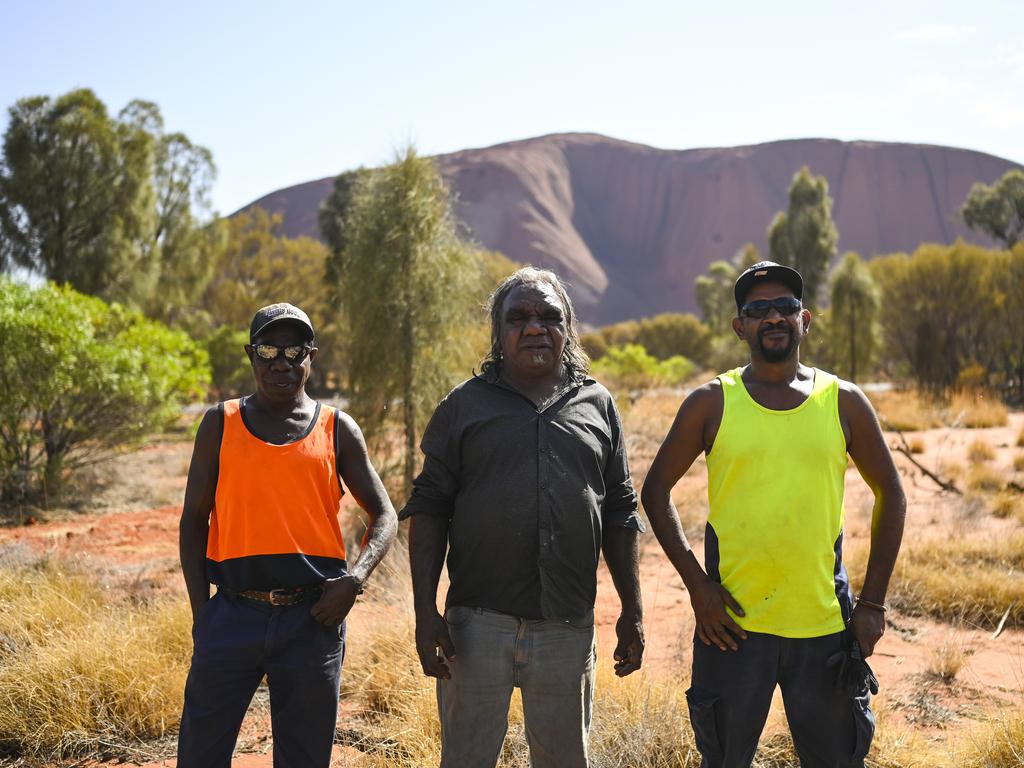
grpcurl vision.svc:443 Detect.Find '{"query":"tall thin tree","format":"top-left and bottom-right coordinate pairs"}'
top-left (338, 148), bottom-right (476, 496)
top-left (768, 167), bottom-right (839, 308)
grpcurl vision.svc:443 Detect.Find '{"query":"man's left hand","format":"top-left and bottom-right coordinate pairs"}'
top-left (850, 604), bottom-right (885, 657)
top-left (613, 612), bottom-right (644, 677)
top-left (310, 575), bottom-right (362, 626)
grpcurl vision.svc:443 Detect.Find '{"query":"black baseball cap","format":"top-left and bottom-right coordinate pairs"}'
top-left (734, 261), bottom-right (804, 313)
top-left (249, 303), bottom-right (314, 343)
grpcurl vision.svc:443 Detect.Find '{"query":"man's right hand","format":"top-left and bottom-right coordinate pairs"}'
top-left (691, 577), bottom-right (747, 651)
top-left (415, 610), bottom-right (457, 679)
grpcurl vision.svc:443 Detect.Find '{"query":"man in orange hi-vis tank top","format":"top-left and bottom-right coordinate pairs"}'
top-left (643, 263), bottom-right (906, 768)
top-left (177, 303), bottom-right (398, 768)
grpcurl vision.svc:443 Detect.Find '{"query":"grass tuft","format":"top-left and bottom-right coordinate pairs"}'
top-left (925, 632), bottom-right (967, 683)
top-left (966, 439), bottom-right (996, 463)
top-left (966, 465), bottom-right (1004, 493)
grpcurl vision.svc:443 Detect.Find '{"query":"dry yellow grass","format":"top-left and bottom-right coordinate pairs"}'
top-left (847, 533), bottom-right (1024, 625)
top-left (991, 492), bottom-right (1024, 520)
top-left (1014, 452), bottom-right (1024, 473)
top-left (966, 464), bottom-right (1004, 493)
top-left (966, 439), bottom-right (996, 463)
top-left (957, 708), bottom-right (1024, 767)
top-left (908, 437), bottom-right (925, 454)
top-left (925, 632), bottom-right (967, 682)
top-left (949, 391), bottom-right (1008, 428)
top-left (0, 561), bottom-right (190, 763)
top-left (867, 389), bottom-right (1008, 431)
top-left (1017, 429), bottom-right (1024, 448)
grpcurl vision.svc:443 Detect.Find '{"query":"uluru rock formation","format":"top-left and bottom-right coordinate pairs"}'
top-left (239, 133), bottom-right (1021, 326)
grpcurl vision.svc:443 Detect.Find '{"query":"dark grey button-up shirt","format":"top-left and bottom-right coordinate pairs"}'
top-left (399, 374), bottom-right (642, 621)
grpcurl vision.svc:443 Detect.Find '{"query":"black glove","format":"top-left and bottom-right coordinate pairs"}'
top-left (826, 639), bottom-right (879, 698)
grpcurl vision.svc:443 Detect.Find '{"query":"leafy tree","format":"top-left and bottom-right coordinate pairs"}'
top-left (984, 244), bottom-right (1024, 399)
top-left (0, 89), bottom-right (156, 301)
top-left (870, 242), bottom-right (996, 393)
top-left (768, 167), bottom-right (838, 308)
top-left (0, 279), bottom-right (208, 504)
top-left (198, 207), bottom-right (340, 395)
top-left (961, 169), bottom-right (1024, 248)
top-left (339, 147), bottom-right (479, 496)
top-left (694, 243), bottom-right (761, 330)
top-left (829, 252), bottom-right (879, 382)
top-left (120, 100), bottom-right (220, 324)
top-left (0, 90), bottom-right (218, 313)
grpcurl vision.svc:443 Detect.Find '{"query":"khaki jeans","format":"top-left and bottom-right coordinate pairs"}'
top-left (438, 606), bottom-right (596, 768)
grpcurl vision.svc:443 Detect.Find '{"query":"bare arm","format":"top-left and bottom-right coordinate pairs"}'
top-left (641, 383), bottom-right (747, 652)
top-left (841, 384), bottom-right (907, 657)
top-left (409, 513), bottom-right (457, 678)
top-left (179, 407), bottom-right (221, 623)
top-left (602, 525), bottom-right (644, 676)
top-left (311, 411), bottom-right (398, 626)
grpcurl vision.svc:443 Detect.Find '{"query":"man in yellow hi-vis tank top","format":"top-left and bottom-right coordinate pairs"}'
top-left (643, 262), bottom-right (905, 768)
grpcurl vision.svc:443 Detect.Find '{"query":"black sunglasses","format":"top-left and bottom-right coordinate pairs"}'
top-left (251, 343), bottom-right (312, 363)
top-left (741, 297), bottom-right (803, 319)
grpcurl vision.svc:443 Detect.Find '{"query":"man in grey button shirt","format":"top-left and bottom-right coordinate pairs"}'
top-left (400, 267), bottom-right (645, 768)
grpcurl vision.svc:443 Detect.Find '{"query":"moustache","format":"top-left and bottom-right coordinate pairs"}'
top-left (758, 324), bottom-right (793, 338)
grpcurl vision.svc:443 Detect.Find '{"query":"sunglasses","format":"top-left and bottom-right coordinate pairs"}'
top-left (252, 343), bottom-right (312, 363)
top-left (741, 297), bottom-right (803, 319)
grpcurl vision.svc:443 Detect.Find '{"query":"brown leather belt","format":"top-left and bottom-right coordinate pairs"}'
top-left (220, 585), bottom-right (322, 606)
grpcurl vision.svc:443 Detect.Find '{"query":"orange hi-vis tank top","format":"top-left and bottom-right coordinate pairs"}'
top-left (206, 398), bottom-right (347, 591)
top-left (705, 367), bottom-right (852, 638)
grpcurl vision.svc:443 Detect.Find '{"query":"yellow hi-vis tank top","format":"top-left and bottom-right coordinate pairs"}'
top-left (705, 367), bottom-right (851, 638)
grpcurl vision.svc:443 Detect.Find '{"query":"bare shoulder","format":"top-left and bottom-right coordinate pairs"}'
top-left (334, 409), bottom-right (368, 449)
top-left (680, 377), bottom-right (723, 416)
top-left (835, 377), bottom-right (877, 419)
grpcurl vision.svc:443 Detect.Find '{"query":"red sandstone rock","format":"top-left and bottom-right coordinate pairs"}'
top-left (239, 134), bottom-right (1020, 325)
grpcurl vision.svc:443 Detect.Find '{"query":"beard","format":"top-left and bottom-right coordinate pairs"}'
top-left (756, 324), bottom-right (796, 363)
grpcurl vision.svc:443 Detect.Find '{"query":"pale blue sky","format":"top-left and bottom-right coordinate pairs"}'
top-left (3, 0), bottom-right (1022, 215)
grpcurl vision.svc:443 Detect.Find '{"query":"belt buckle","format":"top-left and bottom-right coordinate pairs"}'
top-left (267, 588), bottom-right (292, 606)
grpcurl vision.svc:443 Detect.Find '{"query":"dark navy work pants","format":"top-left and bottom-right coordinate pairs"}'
top-left (687, 630), bottom-right (874, 768)
top-left (177, 591), bottom-right (344, 768)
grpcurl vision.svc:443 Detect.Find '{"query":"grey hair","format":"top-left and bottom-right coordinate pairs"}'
top-left (478, 267), bottom-right (590, 381)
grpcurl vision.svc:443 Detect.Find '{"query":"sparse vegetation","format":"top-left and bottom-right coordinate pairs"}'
top-left (867, 389), bottom-right (1008, 432)
top-left (848, 533), bottom-right (1024, 625)
top-left (909, 437), bottom-right (925, 454)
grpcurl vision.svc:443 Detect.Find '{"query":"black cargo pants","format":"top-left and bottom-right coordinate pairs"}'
top-left (686, 630), bottom-right (874, 768)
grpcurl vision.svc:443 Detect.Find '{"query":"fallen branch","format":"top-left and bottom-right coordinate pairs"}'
top-left (891, 431), bottom-right (962, 495)
top-left (992, 606), bottom-right (1012, 640)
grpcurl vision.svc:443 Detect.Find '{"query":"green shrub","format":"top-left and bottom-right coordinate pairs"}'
top-left (0, 279), bottom-right (209, 503)
top-left (591, 344), bottom-right (695, 391)
top-left (201, 325), bottom-right (251, 399)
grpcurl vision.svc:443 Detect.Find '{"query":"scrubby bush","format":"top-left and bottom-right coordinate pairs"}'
top-left (0, 279), bottom-right (208, 504)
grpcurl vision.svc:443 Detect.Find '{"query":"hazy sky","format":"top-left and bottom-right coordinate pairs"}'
top-left (3, 0), bottom-right (1022, 214)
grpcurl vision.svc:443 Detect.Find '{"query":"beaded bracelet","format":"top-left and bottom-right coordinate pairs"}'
top-left (855, 596), bottom-right (888, 612)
